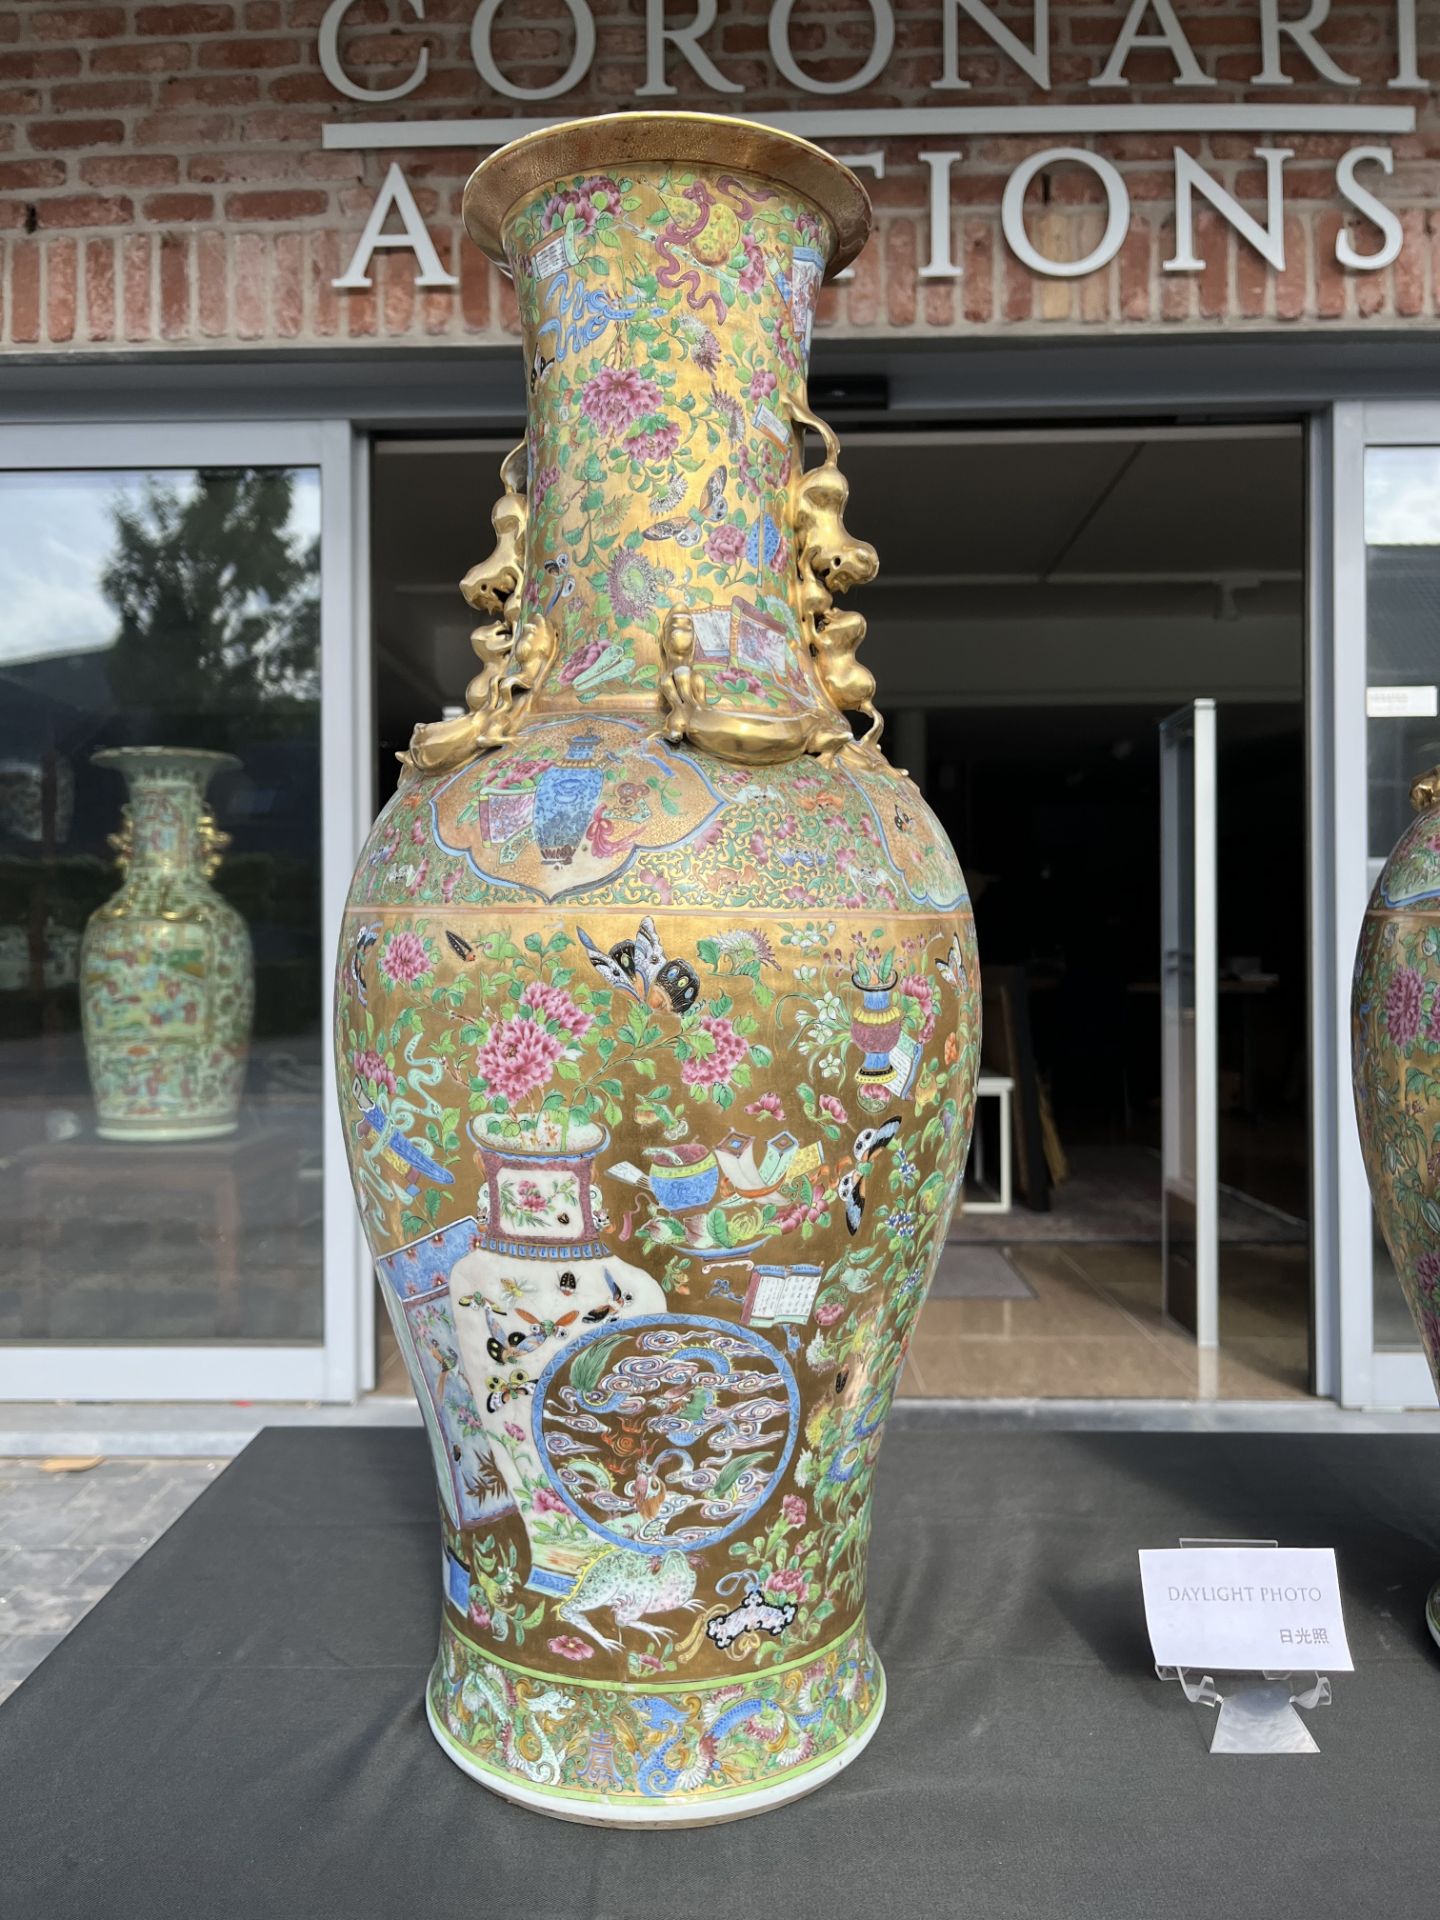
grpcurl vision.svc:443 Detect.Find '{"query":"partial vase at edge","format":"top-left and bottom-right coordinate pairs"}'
top-left (1352, 763), bottom-right (1440, 1649)
top-left (336, 112), bottom-right (980, 1825)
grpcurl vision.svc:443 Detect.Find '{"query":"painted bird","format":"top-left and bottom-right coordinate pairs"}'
top-left (347, 923), bottom-right (380, 1006)
top-left (837, 1116), bottom-right (902, 1235)
top-left (421, 1331), bottom-right (460, 1398)
top-left (350, 1079), bottom-right (455, 1199)
top-left (539, 553), bottom-right (577, 618)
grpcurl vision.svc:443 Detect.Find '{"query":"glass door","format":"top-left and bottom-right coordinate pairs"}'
top-left (1331, 405), bottom-right (1440, 1409)
top-left (0, 422), bottom-right (368, 1401)
top-left (1160, 700), bottom-right (1219, 1350)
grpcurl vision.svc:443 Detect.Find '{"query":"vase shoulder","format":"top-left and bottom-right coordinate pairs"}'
top-left (1367, 795), bottom-right (1440, 915)
top-left (358, 717), bottom-right (966, 919)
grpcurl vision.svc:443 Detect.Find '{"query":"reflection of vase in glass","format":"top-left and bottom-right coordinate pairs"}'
top-left (533, 730), bottom-right (603, 864)
top-left (0, 756), bottom-right (73, 844)
top-left (1352, 763), bottom-right (1440, 1645)
top-left (81, 748), bottom-right (253, 1141)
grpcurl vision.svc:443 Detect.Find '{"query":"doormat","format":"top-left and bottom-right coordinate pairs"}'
top-left (927, 1244), bottom-right (1037, 1301)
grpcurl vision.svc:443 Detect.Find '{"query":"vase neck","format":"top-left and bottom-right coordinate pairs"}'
top-left (128, 778), bottom-right (206, 875)
top-left (503, 158), bottom-right (835, 727)
top-left (96, 753), bottom-right (231, 888)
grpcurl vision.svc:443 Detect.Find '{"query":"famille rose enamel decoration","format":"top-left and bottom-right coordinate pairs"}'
top-left (335, 113), bottom-right (980, 1825)
top-left (1352, 764), bottom-right (1440, 1649)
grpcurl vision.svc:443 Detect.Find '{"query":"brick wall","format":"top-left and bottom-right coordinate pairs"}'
top-left (0, 0), bottom-right (1437, 352)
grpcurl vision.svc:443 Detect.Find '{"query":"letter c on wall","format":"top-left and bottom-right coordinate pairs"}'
top-left (319, 0), bottom-right (429, 103)
top-left (1001, 147), bottom-right (1131, 279)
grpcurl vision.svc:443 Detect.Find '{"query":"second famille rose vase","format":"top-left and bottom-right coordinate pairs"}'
top-left (1352, 764), bottom-right (1440, 1648)
top-left (335, 112), bottom-right (980, 1825)
top-left (82, 747), bottom-right (253, 1142)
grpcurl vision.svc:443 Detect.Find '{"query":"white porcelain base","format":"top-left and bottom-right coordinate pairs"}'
top-left (425, 1665), bottom-right (886, 1828)
top-left (96, 1119), bottom-right (239, 1143)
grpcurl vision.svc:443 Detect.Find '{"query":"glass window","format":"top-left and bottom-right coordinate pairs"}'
top-left (0, 467), bottom-right (324, 1343)
top-left (1363, 448), bottom-right (1440, 1352)
top-left (1364, 448), bottom-right (1440, 862)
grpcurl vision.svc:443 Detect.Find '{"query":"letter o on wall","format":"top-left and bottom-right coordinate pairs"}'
top-left (769, 0), bottom-right (894, 94)
top-left (1000, 147), bottom-right (1131, 279)
top-left (472, 0), bottom-right (596, 100)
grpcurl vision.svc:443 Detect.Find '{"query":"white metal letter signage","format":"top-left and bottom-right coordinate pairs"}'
top-left (321, 0), bottom-right (1425, 287)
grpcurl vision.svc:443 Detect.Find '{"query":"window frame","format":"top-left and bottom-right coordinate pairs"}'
top-left (0, 420), bottom-right (370, 1403)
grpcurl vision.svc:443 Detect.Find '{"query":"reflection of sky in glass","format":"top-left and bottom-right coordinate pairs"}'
top-left (0, 469), bottom-right (320, 668)
top-left (1365, 447), bottom-right (1440, 546)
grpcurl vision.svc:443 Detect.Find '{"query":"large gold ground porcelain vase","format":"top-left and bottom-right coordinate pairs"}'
top-left (336, 113), bottom-right (980, 1825)
top-left (1352, 765), bottom-right (1440, 1648)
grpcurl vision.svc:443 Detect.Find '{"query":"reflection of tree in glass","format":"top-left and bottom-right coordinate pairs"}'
top-left (102, 469), bottom-right (318, 716)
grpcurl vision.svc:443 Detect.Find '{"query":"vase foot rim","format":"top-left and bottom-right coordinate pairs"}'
top-left (95, 1121), bottom-right (239, 1141)
top-left (1427, 1582), bottom-right (1440, 1653)
top-left (424, 1666), bottom-right (886, 1827)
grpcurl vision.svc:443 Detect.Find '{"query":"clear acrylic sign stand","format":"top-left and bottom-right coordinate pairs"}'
top-left (1154, 1539), bottom-right (1334, 1754)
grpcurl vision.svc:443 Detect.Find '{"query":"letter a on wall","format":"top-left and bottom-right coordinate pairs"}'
top-left (334, 162), bottom-right (459, 289)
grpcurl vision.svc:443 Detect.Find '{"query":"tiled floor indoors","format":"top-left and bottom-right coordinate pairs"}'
top-left (0, 1457), bottom-right (225, 1705)
top-left (899, 1240), bottom-right (1311, 1400)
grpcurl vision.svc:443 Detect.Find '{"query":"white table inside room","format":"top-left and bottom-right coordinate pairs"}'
top-left (963, 1071), bottom-right (1014, 1215)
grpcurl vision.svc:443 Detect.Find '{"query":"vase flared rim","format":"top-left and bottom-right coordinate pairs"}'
top-left (463, 110), bottom-right (872, 278)
top-left (93, 747), bottom-right (240, 776)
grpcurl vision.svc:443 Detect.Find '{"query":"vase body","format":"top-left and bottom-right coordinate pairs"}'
top-left (336, 114), bottom-right (980, 1824)
top-left (81, 747), bottom-right (253, 1142)
top-left (1351, 767), bottom-right (1440, 1644)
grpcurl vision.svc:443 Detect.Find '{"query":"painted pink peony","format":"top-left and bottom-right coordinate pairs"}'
top-left (706, 523), bottom-right (745, 566)
top-left (681, 1014), bottom-right (748, 1088)
top-left (522, 979), bottom-right (593, 1038)
top-left (532, 1486), bottom-right (567, 1516)
top-left (1386, 965), bottom-right (1425, 1050)
top-left (475, 1016), bottom-right (563, 1102)
top-left (746, 1092), bottom-right (785, 1121)
top-left (380, 929), bottom-right (431, 987)
top-left (626, 420), bottom-right (681, 464)
top-left (582, 367), bottom-right (661, 437)
top-left (352, 1048), bottom-right (395, 1096)
top-left (900, 972), bottom-right (938, 1043)
top-left (738, 235), bottom-right (766, 294)
top-left (530, 463), bottom-right (561, 514)
top-left (781, 1494), bottom-right (807, 1528)
top-left (748, 367), bottom-right (778, 402)
top-left (767, 1567), bottom-right (807, 1600)
top-left (540, 174), bottom-right (620, 237)
top-left (819, 1093), bottom-right (848, 1124)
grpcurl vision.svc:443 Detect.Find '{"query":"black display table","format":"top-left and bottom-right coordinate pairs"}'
top-left (4, 1429), bottom-right (1440, 1919)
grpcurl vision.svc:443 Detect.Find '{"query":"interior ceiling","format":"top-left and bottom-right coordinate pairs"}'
top-left (375, 429), bottom-right (1304, 589)
top-left (846, 432), bottom-right (1304, 583)
top-left (370, 429), bottom-right (1307, 720)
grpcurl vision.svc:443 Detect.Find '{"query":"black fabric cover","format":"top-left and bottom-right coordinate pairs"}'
top-left (4, 1428), bottom-right (1440, 1919)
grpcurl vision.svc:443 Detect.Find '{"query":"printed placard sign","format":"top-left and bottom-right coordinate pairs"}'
top-left (1139, 1547), bottom-right (1354, 1673)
